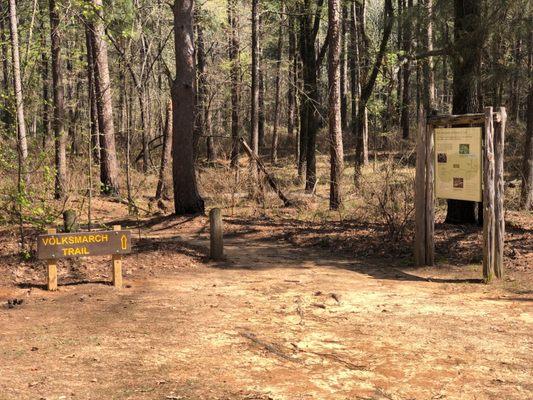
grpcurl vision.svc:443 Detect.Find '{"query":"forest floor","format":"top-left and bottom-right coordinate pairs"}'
top-left (0, 193), bottom-right (532, 400)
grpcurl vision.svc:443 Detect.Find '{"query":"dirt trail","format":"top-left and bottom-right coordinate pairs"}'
top-left (0, 227), bottom-right (531, 400)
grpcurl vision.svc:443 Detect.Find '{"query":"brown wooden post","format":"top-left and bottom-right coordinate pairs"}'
top-left (494, 107), bottom-right (507, 279)
top-left (483, 107), bottom-right (495, 282)
top-left (46, 228), bottom-right (58, 291)
top-left (62, 209), bottom-right (78, 232)
top-left (209, 208), bottom-right (224, 260)
top-left (112, 225), bottom-right (123, 288)
top-left (425, 117), bottom-right (435, 266)
top-left (414, 107), bottom-right (427, 266)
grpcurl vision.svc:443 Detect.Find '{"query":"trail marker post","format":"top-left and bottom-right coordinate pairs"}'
top-left (37, 225), bottom-right (132, 290)
top-left (209, 208), bottom-right (224, 260)
top-left (415, 107), bottom-right (507, 282)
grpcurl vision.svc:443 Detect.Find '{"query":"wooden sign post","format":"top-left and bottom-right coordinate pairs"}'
top-left (37, 225), bottom-right (132, 290)
top-left (415, 107), bottom-right (507, 282)
top-left (209, 208), bottom-right (224, 260)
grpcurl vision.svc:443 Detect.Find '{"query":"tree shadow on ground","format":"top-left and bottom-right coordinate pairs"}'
top-left (130, 227), bottom-right (484, 285)
top-left (16, 280), bottom-right (112, 290)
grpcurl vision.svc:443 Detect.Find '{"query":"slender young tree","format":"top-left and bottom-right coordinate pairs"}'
top-left (400, 0), bottom-right (412, 139)
top-left (328, 0), bottom-right (344, 209)
top-left (340, 2), bottom-right (348, 131)
top-left (40, 8), bottom-right (50, 148)
top-left (172, 0), bottom-right (204, 214)
top-left (49, 0), bottom-right (67, 199)
top-left (287, 12), bottom-right (296, 140)
top-left (258, 60), bottom-right (266, 151)
top-left (1, 5), bottom-right (12, 129)
top-left (155, 100), bottom-right (173, 202)
top-left (349, 0), bottom-right (360, 148)
top-left (8, 0), bottom-right (29, 181)
top-left (354, 0), bottom-right (393, 184)
top-left (195, 9), bottom-right (216, 164)
top-left (422, 0), bottom-right (435, 110)
top-left (270, 1), bottom-right (284, 164)
top-left (84, 25), bottom-right (100, 165)
top-left (250, 0), bottom-right (259, 180)
top-left (228, 0), bottom-right (240, 168)
top-left (298, 0), bottom-right (327, 191)
top-left (196, 14), bottom-right (207, 154)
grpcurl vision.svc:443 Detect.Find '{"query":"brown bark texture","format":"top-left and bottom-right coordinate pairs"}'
top-left (172, 0), bottom-right (205, 215)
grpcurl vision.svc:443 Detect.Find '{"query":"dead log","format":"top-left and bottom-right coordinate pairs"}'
top-left (239, 138), bottom-right (293, 207)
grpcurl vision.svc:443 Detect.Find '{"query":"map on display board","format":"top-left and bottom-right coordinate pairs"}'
top-left (435, 127), bottom-right (482, 202)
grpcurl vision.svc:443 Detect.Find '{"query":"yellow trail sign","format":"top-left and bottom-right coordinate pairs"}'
top-left (37, 230), bottom-right (132, 260)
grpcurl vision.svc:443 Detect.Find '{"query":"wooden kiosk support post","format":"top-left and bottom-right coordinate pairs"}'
top-left (209, 208), bottom-right (224, 260)
top-left (415, 107), bottom-right (507, 282)
top-left (414, 106), bottom-right (435, 266)
top-left (494, 107), bottom-right (507, 278)
top-left (483, 108), bottom-right (496, 281)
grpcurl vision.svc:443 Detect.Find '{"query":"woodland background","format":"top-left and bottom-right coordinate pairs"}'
top-left (0, 0), bottom-right (532, 256)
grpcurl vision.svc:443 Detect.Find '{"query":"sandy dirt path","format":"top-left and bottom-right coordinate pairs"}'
top-left (0, 230), bottom-right (531, 400)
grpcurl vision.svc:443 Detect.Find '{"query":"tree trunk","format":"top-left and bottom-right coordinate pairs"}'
top-left (258, 65), bottom-right (266, 152)
top-left (0, 5), bottom-right (11, 129)
top-left (90, 0), bottom-right (120, 196)
top-left (442, 23), bottom-right (450, 111)
top-left (349, 0), bottom-right (360, 149)
top-left (400, 0), bottom-right (412, 139)
top-left (228, 0), bottom-right (240, 168)
top-left (156, 100), bottom-right (173, 201)
top-left (250, 0), bottom-right (259, 180)
top-left (139, 35), bottom-right (151, 173)
top-left (354, 0), bottom-right (393, 184)
top-left (298, 0), bottom-right (323, 191)
top-left (206, 103), bottom-right (216, 163)
top-left (196, 17), bottom-right (207, 157)
top-left (172, 0), bottom-right (204, 215)
top-left (287, 13), bottom-right (296, 140)
top-left (521, 87), bottom-right (533, 210)
top-left (521, 31), bottom-right (532, 210)
top-left (40, 12), bottom-right (50, 149)
top-left (49, 0), bottom-right (67, 198)
top-left (8, 0), bottom-right (29, 179)
top-left (510, 38), bottom-right (522, 123)
top-left (340, 2), bottom-right (348, 131)
top-left (66, 42), bottom-right (78, 156)
top-left (84, 25), bottom-right (100, 165)
top-left (271, 2), bottom-right (284, 164)
top-left (422, 0), bottom-right (435, 110)
top-left (328, 0), bottom-right (344, 209)
top-left (138, 86), bottom-right (150, 172)
top-left (396, 0), bottom-right (403, 121)
top-left (446, 0), bottom-right (483, 224)
top-left (195, 15), bottom-right (216, 164)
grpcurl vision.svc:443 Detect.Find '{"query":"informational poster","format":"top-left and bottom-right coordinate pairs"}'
top-left (435, 127), bottom-right (482, 202)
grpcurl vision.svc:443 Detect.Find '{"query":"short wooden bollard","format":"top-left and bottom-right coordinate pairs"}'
top-left (63, 209), bottom-right (78, 233)
top-left (112, 225), bottom-right (123, 288)
top-left (209, 208), bottom-right (224, 260)
top-left (46, 228), bottom-right (58, 291)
